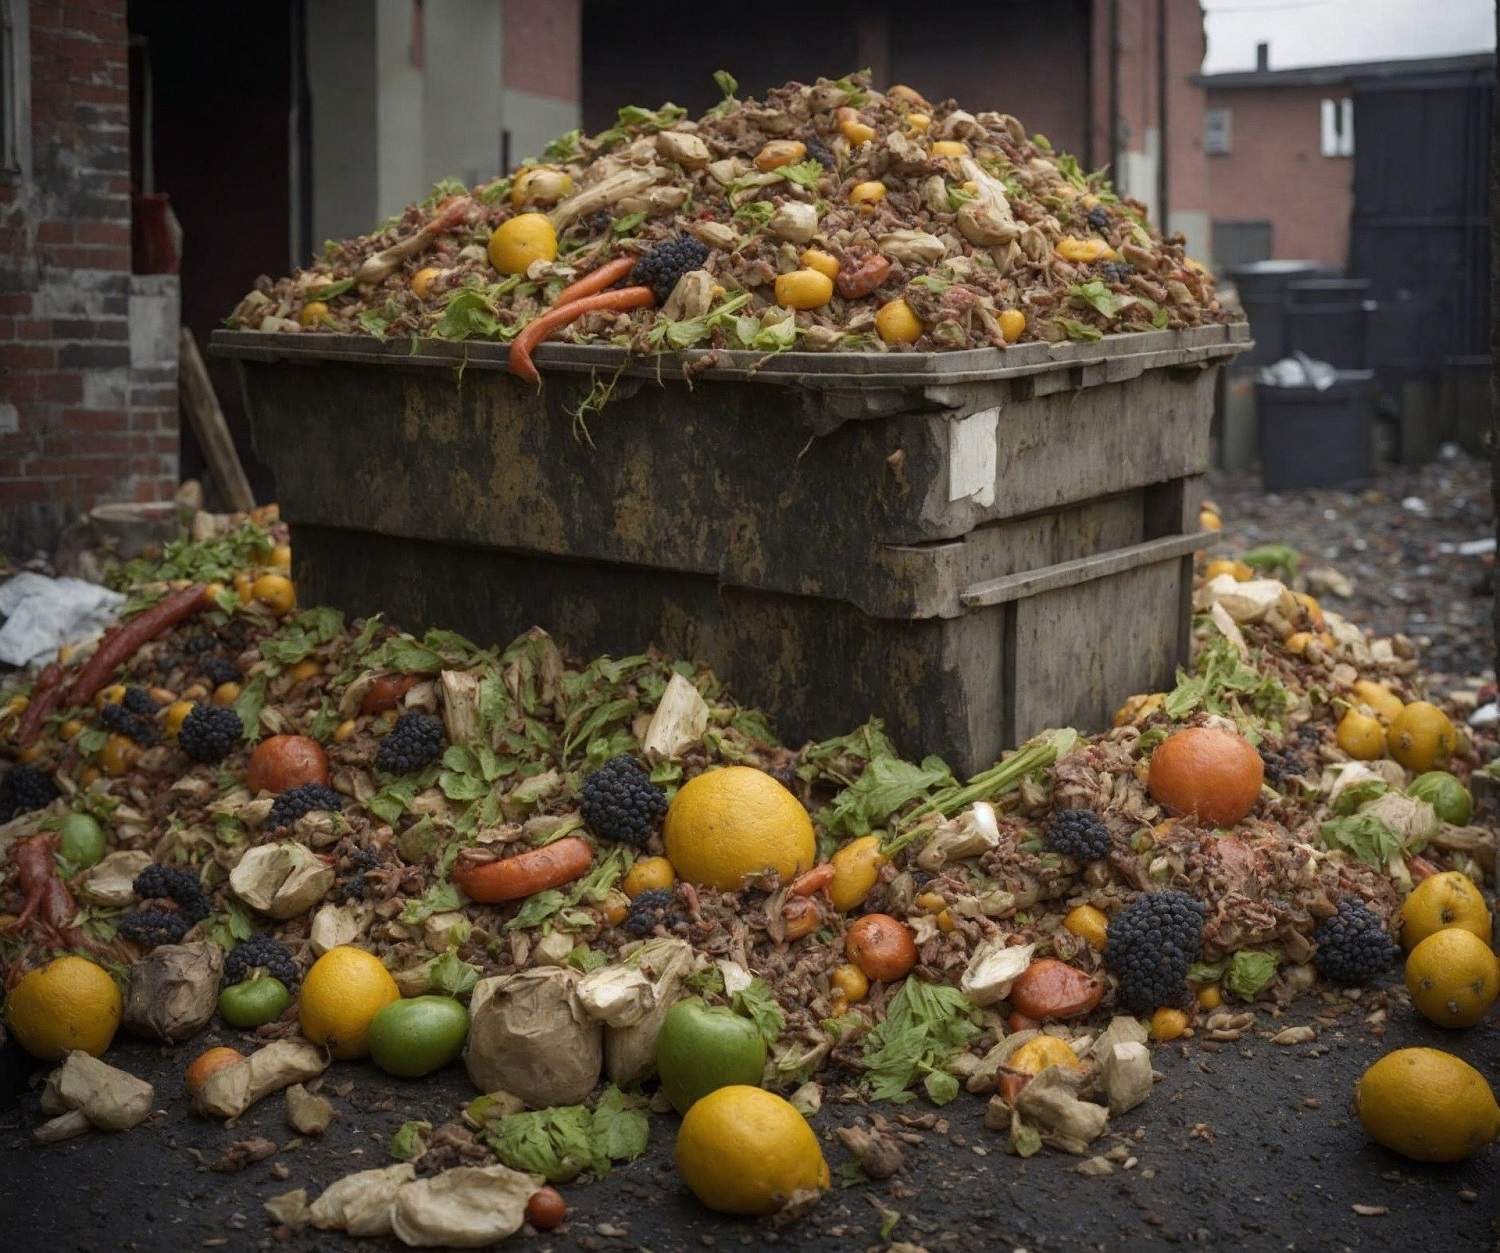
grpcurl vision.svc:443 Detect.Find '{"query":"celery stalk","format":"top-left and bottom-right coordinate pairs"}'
top-left (909, 728), bottom-right (1079, 820)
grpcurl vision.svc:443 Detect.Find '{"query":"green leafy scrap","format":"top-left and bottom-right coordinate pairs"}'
top-left (1241, 543), bottom-right (1301, 581)
top-left (1163, 635), bottom-right (1291, 728)
top-left (1055, 317), bottom-right (1102, 342)
top-left (730, 976), bottom-right (786, 1047)
top-left (232, 676), bottom-right (267, 743)
top-left (389, 1120), bottom-right (432, 1162)
top-left (485, 1087), bottom-right (648, 1183)
top-left (1319, 814), bottom-right (1403, 869)
top-left (859, 978), bottom-right (980, 1103)
top-left (822, 755), bottom-right (955, 839)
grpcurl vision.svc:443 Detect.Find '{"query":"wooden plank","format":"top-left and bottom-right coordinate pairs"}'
top-left (960, 531), bottom-right (1212, 608)
top-left (179, 327), bottom-right (256, 512)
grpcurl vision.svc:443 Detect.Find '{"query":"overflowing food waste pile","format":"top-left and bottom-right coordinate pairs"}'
top-left (0, 502), bottom-right (1496, 1242)
top-left (228, 70), bottom-right (1230, 379)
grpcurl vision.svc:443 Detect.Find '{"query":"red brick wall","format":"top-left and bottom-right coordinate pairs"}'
top-left (503, 0), bottom-right (580, 102)
top-left (0, 0), bottom-right (179, 557)
top-left (1205, 84), bottom-right (1354, 266)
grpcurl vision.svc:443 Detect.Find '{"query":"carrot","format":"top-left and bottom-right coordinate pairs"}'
top-left (552, 255), bottom-right (636, 307)
top-left (789, 863), bottom-right (834, 897)
top-left (14, 661), bottom-right (66, 747)
top-left (452, 836), bottom-right (594, 904)
top-left (507, 286), bottom-right (655, 384)
top-left (61, 584), bottom-right (210, 715)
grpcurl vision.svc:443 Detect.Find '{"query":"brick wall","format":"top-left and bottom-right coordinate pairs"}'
top-left (0, 0), bottom-right (180, 558)
top-left (1205, 84), bottom-right (1354, 266)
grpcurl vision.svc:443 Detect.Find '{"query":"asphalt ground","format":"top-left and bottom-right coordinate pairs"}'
top-left (3, 981), bottom-right (1496, 1253)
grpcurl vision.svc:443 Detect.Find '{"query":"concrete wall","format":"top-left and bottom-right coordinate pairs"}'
top-left (0, 0), bottom-right (180, 557)
top-left (1205, 83), bottom-right (1353, 266)
top-left (307, 0), bottom-right (379, 248)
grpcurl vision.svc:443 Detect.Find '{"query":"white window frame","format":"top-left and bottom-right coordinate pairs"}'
top-left (1, 0), bottom-right (30, 176)
top-left (1204, 107), bottom-right (1231, 156)
top-left (1320, 97), bottom-right (1354, 158)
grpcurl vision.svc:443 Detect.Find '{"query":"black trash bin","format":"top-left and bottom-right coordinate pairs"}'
top-left (1284, 278), bottom-right (1372, 368)
top-left (1257, 369), bottom-right (1377, 491)
top-left (1229, 260), bottom-right (1331, 367)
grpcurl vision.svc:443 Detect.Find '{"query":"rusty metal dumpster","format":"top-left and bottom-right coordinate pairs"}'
top-left (213, 323), bottom-right (1250, 775)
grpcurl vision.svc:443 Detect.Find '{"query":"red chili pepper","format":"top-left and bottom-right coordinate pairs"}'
top-left (552, 256), bottom-right (636, 307)
top-left (8, 835), bottom-right (85, 949)
top-left (508, 287), bottom-right (656, 385)
top-left (63, 583), bottom-right (210, 710)
top-left (14, 661), bottom-right (66, 747)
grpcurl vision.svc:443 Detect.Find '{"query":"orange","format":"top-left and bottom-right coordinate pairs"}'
top-left (844, 914), bottom-right (917, 982)
top-left (5, 956), bottom-right (121, 1060)
top-left (663, 766), bottom-right (814, 891)
top-left (621, 855), bottom-right (675, 899)
top-left (298, 946), bottom-right (400, 1059)
top-left (1147, 726), bottom-right (1264, 826)
top-left (185, 1046), bottom-right (245, 1095)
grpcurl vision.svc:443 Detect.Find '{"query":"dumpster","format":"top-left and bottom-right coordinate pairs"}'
top-left (215, 323), bottom-right (1250, 774)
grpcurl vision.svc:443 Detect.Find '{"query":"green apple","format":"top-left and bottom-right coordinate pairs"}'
top-left (655, 996), bottom-right (767, 1114)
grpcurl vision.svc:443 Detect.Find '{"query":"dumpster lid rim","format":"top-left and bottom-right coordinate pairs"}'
top-left (209, 323), bottom-right (1251, 386)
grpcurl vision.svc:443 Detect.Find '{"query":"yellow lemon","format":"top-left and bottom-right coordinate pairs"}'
top-left (1405, 929), bottom-right (1500, 1028)
top-left (1008, 1036), bottom-right (1081, 1075)
top-left (1399, 871), bottom-right (1492, 950)
top-left (1387, 701), bottom-right (1455, 772)
top-left (827, 835), bottom-right (886, 912)
top-left (1352, 679), bottom-right (1404, 723)
top-left (252, 573), bottom-right (296, 617)
top-left (488, 212), bottom-right (557, 275)
top-left (1149, 1007), bottom-right (1190, 1041)
top-left (298, 945), bottom-right (400, 1059)
top-left (1336, 709), bottom-right (1386, 760)
top-left (1355, 1047), bottom-right (1500, 1162)
top-left (5, 955), bottom-right (121, 1060)
top-left (875, 297), bottom-right (922, 345)
top-left (998, 308), bottom-right (1026, 343)
top-left (664, 766), bottom-right (815, 891)
top-left (675, 1086), bottom-right (829, 1215)
top-left (621, 855), bottom-right (676, 899)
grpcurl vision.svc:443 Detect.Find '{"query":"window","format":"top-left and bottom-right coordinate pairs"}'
top-left (0, 0), bottom-right (28, 174)
top-left (1321, 97), bottom-right (1354, 157)
top-left (1204, 108), bottom-right (1231, 156)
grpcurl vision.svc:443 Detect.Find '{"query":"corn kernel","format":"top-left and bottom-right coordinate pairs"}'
top-left (1149, 1007), bottom-right (1190, 1041)
top-left (905, 112), bottom-right (931, 133)
top-left (411, 267), bottom-right (442, 299)
top-left (333, 719), bottom-right (358, 743)
top-left (800, 249), bottom-right (840, 280)
top-left (837, 107), bottom-right (875, 146)
top-left (755, 140), bottom-right (806, 171)
top-left (1063, 903), bottom-right (1109, 949)
top-left (935, 908), bottom-right (956, 933)
top-left (849, 180), bottom-right (887, 211)
top-left (931, 140), bottom-right (969, 158)
top-left (914, 891), bottom-right (946, 912)
top-left (830, 963), bottom-right (869, 1005)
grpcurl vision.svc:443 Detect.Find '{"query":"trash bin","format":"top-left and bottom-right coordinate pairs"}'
top-left (214, 324), bottom-right (1250, 773)
top-left (1256, 365), bottom-right (1377, 492)
top-left (1283, 279), bottom-right (1373, 369)
top-left (1228, 261), bottom-right (1331, 368)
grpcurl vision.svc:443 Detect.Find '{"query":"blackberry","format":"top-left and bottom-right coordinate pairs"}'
top-left (376, 712), bottom-right (446, 774)
top-left (133, 864), bottom-right (211, 923)
top-left (118, 908), bottom-right (192, 948)
top-left (223, 934), bottom-right (300, 988)
top-left (580, 756), bottom-right (667, 846)
top-left (184, 634), bottom-right (217, 655)
top-left (200, 657), bottom-right (242, 688)
top-left (1097, 260), bottom-right (1134, 284)
top-left (584, 210), bottom-right (613, 234)
top-left (1087, 205), bottom-right (1112, 232)
top-left (334, 848), bottom-right (380, 902)
top-left (100, 700), bottom-right (159, 746)
top-left (122, 686), bottom-right (159, 716)
top-left (179, 703), bottom-right (242, 763)
top-left (0, 765), bottom-right (59, 822)
top-left (623, 887), bottom-right (676, 936)
top-left (1105, 890), bottom-right (1207, 1013)
top-left (804, 137), bottom-right (837, 169)
top-left (1044, 808), bottom-right (1112, 861)
top-left (631, 236), bottom-right (710, 303)
top-left (267, 782), bottom-right (344, 831)
top-left (1314, 899), bottom-right (1398, 985)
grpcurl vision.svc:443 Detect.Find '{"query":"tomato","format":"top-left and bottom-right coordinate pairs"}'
top-left (245, 734), bottom-right (329, 795)
top-left (844, 914), bottom-right (917, 982)
top-left (367, 995), bottom-right (469, 1079)
top-left (218, 976), bottom-right (293, 1028)
top-left (654, 997), bottom-right (767, 1114)
top-left (526, 1186), bottom-right (567, 1230)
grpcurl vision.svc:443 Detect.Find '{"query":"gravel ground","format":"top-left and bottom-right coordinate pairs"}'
top-left (1209, 450), bottom-right (1495, 691)
top-left (2, 985), bottom-right (1496, 1253)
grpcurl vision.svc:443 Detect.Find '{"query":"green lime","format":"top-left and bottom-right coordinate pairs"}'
top-left (218, 976), bottom-right (293, 1028)
top-left (1408, 771), bottom-right (1473, 825)
top-left (654, 996), bottom-right (767, 1114)
top-left (368, 995), bottom-right (469, 1078)
top-left (56, 813), bottom-right (107, 869)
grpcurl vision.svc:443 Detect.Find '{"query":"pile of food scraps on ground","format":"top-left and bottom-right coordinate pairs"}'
top-left (227, 70), bottom-right (1230, 377)
top-left (1, 509), bottom-right (1496, 1242)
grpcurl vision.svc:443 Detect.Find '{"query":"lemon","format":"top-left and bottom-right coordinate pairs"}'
top-left (1399, 871), bottom-right (1492, 950)
top-left (827, 835), bottom-right (886, 912)
top-left (664, 766), bottom-right (815, 891)
top-left (1386, 701), bottom-right (1455, 773)
top-left (1405, 929), bottom-right (1500, 1028)
top-left (1351, 679), bottom-right (1403, 723)
top-left (298, 945), bottom-right (400, 1059)
top-left (1008, 1036), bottom-right (1080, 1075)
top-left (1336, 709), bottom-right (1385, 760)
top-left (488, 212), bottom-right (557, 275)
top-left (5, 955), bottom-right (121, 1060)
top-left (1355, 1047), bottom-right (1500, 1162)
top-left (675, 1085), bottom-right (829, 1215)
